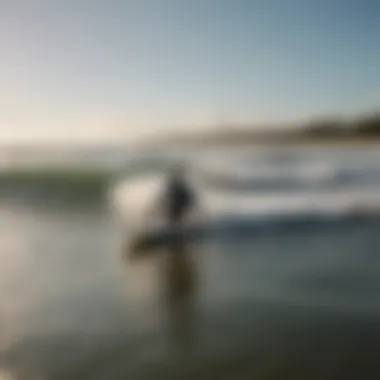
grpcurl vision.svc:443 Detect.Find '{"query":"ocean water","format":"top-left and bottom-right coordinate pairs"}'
top-left (1, 146), bottom-right (380, 380)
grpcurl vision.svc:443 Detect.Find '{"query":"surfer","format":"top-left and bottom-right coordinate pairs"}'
top-left (161, 166), bottom-right (198, 227)
top-left (128, 165), bottom-right (203, 254)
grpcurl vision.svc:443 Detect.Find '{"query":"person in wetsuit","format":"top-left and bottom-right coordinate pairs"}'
top-left (162, 167), bottom-right (196, 226)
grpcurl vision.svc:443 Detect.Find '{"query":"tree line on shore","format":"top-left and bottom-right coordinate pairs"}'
top-left (304, 112), bottom-right (380, 138)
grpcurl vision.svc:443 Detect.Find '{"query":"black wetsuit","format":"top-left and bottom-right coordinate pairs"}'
top-left (164, 179), bottom-right (195, 225)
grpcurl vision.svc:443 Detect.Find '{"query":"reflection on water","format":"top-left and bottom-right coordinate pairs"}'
top-left (3, 201), bottom-right (380, 379)
top-left (161, 241), bottom-right (197, 353)
top-left (125, 237), bottom-right (199, 354)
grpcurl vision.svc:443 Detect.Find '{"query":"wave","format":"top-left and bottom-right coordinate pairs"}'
top-left (194, 153), bottom-right (380, 192)
top-left (0, 158), bottom-right (173, 202)
top-left (112, 170), bottom-right (380, 239)
top-left (202, 187), bottom-right (380, 219)
top-left (2, 148), bottom-right (380, 218)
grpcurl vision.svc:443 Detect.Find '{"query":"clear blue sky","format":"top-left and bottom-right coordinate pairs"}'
top-left (1, 0), bottom-right (379, 143)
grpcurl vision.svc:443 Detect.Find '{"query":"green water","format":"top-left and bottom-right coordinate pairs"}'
top-left (1, 147), bottom-right (380, 379)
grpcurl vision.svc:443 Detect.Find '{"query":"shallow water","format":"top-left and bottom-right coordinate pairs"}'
top-left (1, 147), bottom-right (380, 379)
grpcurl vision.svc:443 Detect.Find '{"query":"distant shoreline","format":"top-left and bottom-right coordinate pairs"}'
top-left (152, 135), bottom-right (380, 149)
top-left (148, 111), bottom-right (380, 149)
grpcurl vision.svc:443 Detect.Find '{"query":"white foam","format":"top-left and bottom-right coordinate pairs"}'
top-left (109, 174), bottom-right (164, 222)
top-left (195, 149), bottom-right (380, 190)
top-left (111, 148), bottom-right (380, 226)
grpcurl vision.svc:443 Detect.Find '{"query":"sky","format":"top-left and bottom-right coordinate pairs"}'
top-left (0, 0), bottom-right (379, 144)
